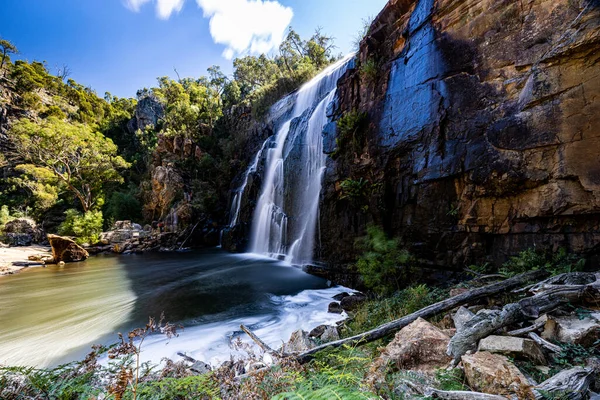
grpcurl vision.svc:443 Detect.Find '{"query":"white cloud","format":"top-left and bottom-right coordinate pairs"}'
top-left (125, 0), bottom-right (293, 59)
top-left (196, 0), bottom-right (294, 59)
top-left (124, 0), bottom-right (185, 20)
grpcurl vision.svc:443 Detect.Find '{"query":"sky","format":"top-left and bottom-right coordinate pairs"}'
top-left (1, 0), bottom-right (388, 98)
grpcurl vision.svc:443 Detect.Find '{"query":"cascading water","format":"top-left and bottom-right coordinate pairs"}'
top-left (243, 55), bottom-right (354, 265)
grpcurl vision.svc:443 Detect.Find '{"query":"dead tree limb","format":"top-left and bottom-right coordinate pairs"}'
top-left (447, 277), bottom-right (600, 360)
top-left (240, 324), bottom-right (284, 357)
top-left (506, 320), bottom-right (546, 336)
top-left (402, 379), bottom-right (506, 400)
top-left (533, 367), bottom-right (594, 400)
top-left (296, 270), bottom-right (548, 363)
top-left (528, 332), bottom-right (561, 353)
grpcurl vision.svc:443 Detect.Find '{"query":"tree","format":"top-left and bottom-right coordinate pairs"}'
top-left (0, 39), bottom-right (18, 70)
top-left (10, 117), bottom-right (130, 212)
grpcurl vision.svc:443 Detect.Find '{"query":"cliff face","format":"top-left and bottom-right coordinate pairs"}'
top-left (319, 0), bottom-right (600, 274)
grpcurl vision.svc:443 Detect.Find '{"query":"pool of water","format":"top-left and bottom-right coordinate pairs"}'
top-left (0, 248), bottom-right (347, 367)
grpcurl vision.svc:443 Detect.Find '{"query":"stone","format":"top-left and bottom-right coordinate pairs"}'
top-left (328, 302), bottom-right (343, 314)
top-left (320, 326), bottom-right (340, 343)
top-left (282, 330), bottom-right (316, 353)
top-left (190, 360), bottom-right (211, 375)
top-left (332, 292), bottom-right (350, 301)
top-left (47, 234), bottom-right (89, 263)
top-left (453, 306), bottom-right (475, 333)
top-left (340, 294), bottom-right (366, 312)
top-left (376, 317), bottom-right (452, 371)
top-left (462, 352), bottom-right (533, 397)
top-left (478, 335), bottom-right (546, 365)
top-left (3, 219), bottom-right (44, 246)
top-left (542, 313), bottom-right (600, 347)
top-left (309, 325), bottom-right (327, 338)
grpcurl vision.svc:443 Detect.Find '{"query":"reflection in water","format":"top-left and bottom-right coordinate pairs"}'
top-left (0, 249), bottom-right (346, 367)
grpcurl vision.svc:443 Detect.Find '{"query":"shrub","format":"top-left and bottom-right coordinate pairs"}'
top-left (360, 58), bottom-right (379, 82)
top-left (355, 225), bottom-right (416, 295)
top-left (103, 191), bottom-right (142, 226)
top-left (0, 205), bottom-right (11, 230)
top-left (58, 209), bottom-right (103, 245)
top-left (41, 105), bottom-right (66, 119)
top-left (334, 111), bottom-right (368, 157)
top-left (499, 248), bottom-right (585, 277)
top-left (19, 92), bottom-right (42, 110)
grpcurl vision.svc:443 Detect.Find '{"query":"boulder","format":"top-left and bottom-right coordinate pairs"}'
top-left (340, 294), bottom-right (366, 312)
top-left (542, 313), bottom-right (600, 347)
top-left (320, 326), bottom-right (340, 343)
top-left (376, 317), bottom-right (452, 371)
top-left (453, 306), bottom-right (475, 333)
top-left (190, 360), bottom-right (211, 375)
top-left (328, 302), bottom-right (343, 314)
top-left (478, 335), bottom-right (546, 365)
top-left (309, 325), bottom-right (327, 338)
top-left (47, 235), bottom-right (89, 263)
top-left (3, 219), bottom-right (44, 246)
top-left (282, 330), bottom-right (316, 353)
top-left (462, 352), bottom-right (533, 397)
top-left (332, 292), bottom-right (350, 301)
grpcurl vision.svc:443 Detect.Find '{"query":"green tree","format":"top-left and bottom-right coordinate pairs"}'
top-left (10, 117), bottom-right (130, 212)
top-left (0, 38), bottom-right (17, 70)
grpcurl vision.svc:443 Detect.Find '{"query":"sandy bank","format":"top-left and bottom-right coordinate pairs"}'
top-left (0, 245), bottom-right (52, 276)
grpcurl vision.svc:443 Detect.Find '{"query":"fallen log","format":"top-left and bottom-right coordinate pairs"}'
top-left (402, 379), bottom-right (506, 400)
top-left (506, 320), bottom-right (546, 337)
top-left (296, 270), bottom-right (548, 363)
top-left (533, 367), bottom-right (594, 400)
top-left (447, 275), bottom-right (600, 360)
top-left (240, 324), bottom-right (284, 357)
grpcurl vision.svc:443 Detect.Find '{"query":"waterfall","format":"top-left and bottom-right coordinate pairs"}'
top-left (244, 55), bottom-right (354, 265)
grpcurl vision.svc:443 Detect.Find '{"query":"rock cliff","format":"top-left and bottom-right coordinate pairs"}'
top-left (318, 0), bottom-right (600, 275)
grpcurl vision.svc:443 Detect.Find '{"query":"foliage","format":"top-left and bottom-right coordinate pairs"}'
top-left (434, 368), bottom-right (469, 392)
top-left (58, 209), bottom-right (104, 245)
top-left (134, 375), bottom-right (220, 400)
top-left (104, 190), bottom-right (143, 227)
top-left (11, 117), bottom-right (130, 212)
top-left (0, 38), bottom-right (18, 70)
top-left (273, 384), bottom-right (375, 399)
top-left (334, 111), bottom-right (368, 157)
top-left (0, 205), bottom-right (12, 231)
top-left (355, 225), bottom-right (416, 295)
top-left (339, 178), bottom-right (371, 212)
top-left (353, 17), bottom-right (374, 52)
top-left (552, 342), bottom-right (599, 371)
top-left (343, 285), bottom-right (445, 336)
top-left (360, 58), bottom-right (379, 82)
top-left (499, 248), bottom-right (585, 277)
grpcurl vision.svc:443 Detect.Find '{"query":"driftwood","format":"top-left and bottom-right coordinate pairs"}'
top-left (533, 367), bottom-right (594, 400)
top-left (240, 324), bottom-right (284, 357)
top-left (296, 270), bottom-right (548, 363)
top-left (506, 320), bottom-right (546, 336)
top-left (528, 332), bottom-right (561, 353)
top-left (402, 379), bottom-right (506, 400)
top-left (447, 275), bottom-right (600, 360)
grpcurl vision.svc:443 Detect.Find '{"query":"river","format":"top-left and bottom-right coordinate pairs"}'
top-left (0, 249), bottom-right (347, 367)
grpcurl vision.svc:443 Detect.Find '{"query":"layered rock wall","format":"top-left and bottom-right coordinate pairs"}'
top-left (319, 0), bottom-right (600, 272)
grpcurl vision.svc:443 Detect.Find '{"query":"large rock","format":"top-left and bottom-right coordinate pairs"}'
top-left (47, 234), bottom-right (89, 263)
top-left (3, 219), bottom-right (44, 246)
top-left (462, 352), bottom-right (533, 397)
top-left (376, 317), bottom-right (452, 371)
top-left (453, 306), bottom-right (475, 333)
top-left (478, 335), bottom-right (546, 365)
top-left (340, 294), bottom-right (367, 312)
top-left (320, 326), bottom-right (340, 343)
top-left (543, 313), bottom-right (600, 347)
top-left (282, 330), bottom-right (316, 354)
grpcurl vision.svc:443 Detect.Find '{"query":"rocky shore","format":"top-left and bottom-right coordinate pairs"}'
top-left (0, 244), bottom-right (52, 276)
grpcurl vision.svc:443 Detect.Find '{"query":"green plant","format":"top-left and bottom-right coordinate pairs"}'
top-left (434, 368), bottom-right (469, 392)
top-left (355, 225), bottom-right (416, 295)
top-left (552, 343), bottom-right (598, 371)
top-left (334, 111), bottom-right (368, 157)
top-left (499, 248), bottom-right (585, 277)
top-left (360, 58), bottom-right (379, 82)
top-left (273, 384), bottom-right (375, 399)
top-left (58, 209), bottom-right (104, 245)
top-left (0, 205), bottom-right (12, 231)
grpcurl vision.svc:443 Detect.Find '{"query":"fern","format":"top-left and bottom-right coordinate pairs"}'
top-left (272, 384), bottom-right (375, 400)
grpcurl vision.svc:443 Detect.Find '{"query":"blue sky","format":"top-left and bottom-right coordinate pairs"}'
top-left (1, 0), bottom-right (387, 98)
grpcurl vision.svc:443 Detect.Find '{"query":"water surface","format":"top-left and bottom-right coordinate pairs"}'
top-left (0, 249), bottom-right (345, 367)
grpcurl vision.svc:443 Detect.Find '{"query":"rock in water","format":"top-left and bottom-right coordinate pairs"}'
top-left (462, 351), bottom-right (533, 396)
top-left (328, 302), bottom-right (343, 314)
top-left (340, 294), bottom-right (366, 312)
top-left (374, 317), bottom-right (452, 371)
top-left (47, 235), bottom-right (89, 263)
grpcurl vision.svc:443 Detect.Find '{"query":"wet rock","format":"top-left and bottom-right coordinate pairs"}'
top-left (453, 306), bottom-right (475, 333)
top-left (309, 325), bottom-right (327, 338)
top-left (282, 330), bottom-right (316, 353)
top-left (328, 302), bottom-right (343, 314)
top-left (462, 351), bottom-right (533, 396)
top-left (332, 292), bottom-right (350, 301)
top-left (47, 234), bottom-right (89, 263)
top-left (320, 326), bottom-right (340, 343)
top-left (478, 335), bottom-right (546, 365)
top-left (190, 360), bottom-right (212, 375)
top-left (545, 313), bottom-right (600, 347)
top-left (340, 294), bottom-right (366, 312)
top-left (375, 317), bottom-right (452, 371)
